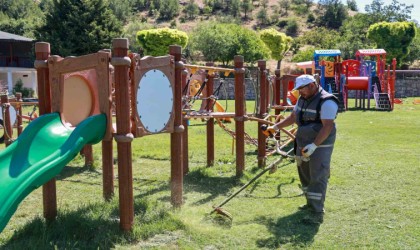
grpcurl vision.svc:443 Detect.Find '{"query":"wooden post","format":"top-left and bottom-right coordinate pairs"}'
top-left (257, 60), bottom-right (267, 168)
top-left (281, 77), bottom-right (288, 106)
top-left (82, 145), bottom-right (93, 166)
top-left (234, 55), bottom-right (245, 176)
top-left (99, 50), bottom-right (114, 200)
top-left (169, 45), bottom-right (184, 207)
top-left (16, 92), bottom-right (23, 135)
top-left (34, 42), bottom-right (50, 115)
top-left (35, 42), bottom-right (56, 222)
top-left (102, 140), bottom-right (114, 200)
top-left (112, 38), bottom-right (134, 231)
top-left (181, 65), bottom-right (189, 175)
top-left (206, 62), bottom-right (215, 167)
top-left (1, 95), bottom-right (12, 147)
top-left (274, 70), bottom-right (281, 116)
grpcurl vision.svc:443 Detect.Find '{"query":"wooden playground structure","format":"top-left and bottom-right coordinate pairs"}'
top-left (0, 39), bottom-right (297, 233)
top-left (0, 93), bottom-right (38, 146)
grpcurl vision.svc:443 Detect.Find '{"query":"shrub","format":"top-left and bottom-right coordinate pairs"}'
top-left (307, 13), bottom-right (315, 23)
top-left (286, 19), bottom-right (299, 36)
top-left (277, 19), bottom-right (288, 28)
top-left (13, 79), bottom-right (34, 98)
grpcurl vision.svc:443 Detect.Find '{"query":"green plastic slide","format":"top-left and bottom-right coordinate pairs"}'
top-left (0, 113), bottom-right (106, 233)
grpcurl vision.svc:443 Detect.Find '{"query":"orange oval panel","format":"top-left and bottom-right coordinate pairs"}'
top-left (63, 75), bottom-right (94, 126)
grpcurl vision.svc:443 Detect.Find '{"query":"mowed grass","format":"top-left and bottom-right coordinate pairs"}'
top-left (0, 98), bottom-right (419, 249)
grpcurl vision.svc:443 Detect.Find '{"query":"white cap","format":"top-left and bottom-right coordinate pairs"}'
top-left (294, 74), bottom-right (316, 90)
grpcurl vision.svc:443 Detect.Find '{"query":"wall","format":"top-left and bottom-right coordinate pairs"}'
top-left (213, 78), bottom-right (258, 100)
top-left (211, 71), bottom-right (420, 101)
top-left (394, 71), bottom-right (420, 97)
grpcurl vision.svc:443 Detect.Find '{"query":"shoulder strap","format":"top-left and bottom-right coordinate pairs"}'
top-left (316, 95), bottom-right (339, 120)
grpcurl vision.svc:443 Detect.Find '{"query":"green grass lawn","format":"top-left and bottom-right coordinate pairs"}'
top-left (0, 98), bottom-right (419, 249)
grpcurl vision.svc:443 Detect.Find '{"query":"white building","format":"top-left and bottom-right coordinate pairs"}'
top-left (0, 31), bottom-right (37, 96)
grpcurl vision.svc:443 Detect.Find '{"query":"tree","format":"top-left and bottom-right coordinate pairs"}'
top-left (190, 22), bottom-right (269, 65)
top-left (367, 21), bottom-right (416, 67)
top-left (259, 28), bottom-right (293, 70)
top-left (136, 28), bottom-right (188, 56)
top-left (108, 0), bottom-right (133, 23)
top-left (123, 20), bottom-right (154, 53)
top-left (302, 0), bottom-right (313, 9)
top-left (279, 0), bottom-right (290, 16)
top-left (38, 0), bottom-right (122, 57)
top-left (0, 0), bottom-right (45, 38)
top-left (292, 47), bottom-right (315, 62)
top-left (286, 19), bottom-right (299, 36)
top-left (404, 25), bottom-right (420, 67)
top-left (260, 0), bottom-right (269, 8)
top-left (365, 0), bottom-right (413, 23)
top-left (346, 0), bottom-right (357, 11)
top-left (184, 0), bottom-right (199, 20)
top-left (241, 0), bottom-right (254, 19)
top-left (158, 0), bottom-right (180, 20)
top-left (256, 7), bottom-right (269, 25)
top-left (300, 27), bottom-right (340, 49)
top-left (338, 13), bottom-right (376, 59)
top-left (230, 0), bottom-right (241, 17)
top-left (317, 0), bottom-right (348, 29)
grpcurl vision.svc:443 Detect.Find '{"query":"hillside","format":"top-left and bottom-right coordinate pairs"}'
top-left (128, 0), bottom-right (319, 72)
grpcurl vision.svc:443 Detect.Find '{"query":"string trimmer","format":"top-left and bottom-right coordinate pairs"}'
top-left (209, 149), bottom-right (293, 220)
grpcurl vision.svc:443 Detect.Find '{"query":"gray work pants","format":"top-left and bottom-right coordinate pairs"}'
top-left (296, 146), bottom-right (333, 213)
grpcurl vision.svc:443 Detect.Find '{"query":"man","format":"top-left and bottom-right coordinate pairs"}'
top-left (263, 74), bottom-right (339, 224)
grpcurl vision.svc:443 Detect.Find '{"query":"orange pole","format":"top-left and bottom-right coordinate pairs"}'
top-left (257, 60), bottom-right (267, 168)
top-left (170, 45), bottom-right (184, 207)
top-left (112, 38), bottom-right (134, 231)
top-left (234, 56), bottom-right (245, 176)
top-left (206, 62), bottom-right (215, 167)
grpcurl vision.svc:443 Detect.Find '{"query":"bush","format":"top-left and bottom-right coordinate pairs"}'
top-left (13, 79), bottom-right (34, 98)
top-left (189, 22), bottom-right (269, 65)
top-left (286, 19), bottom-right (299, 36)
top-left (136, 28), bottom-right (188, 56)
top-left (277, 19), bottom-right (288, 28)
top-left (307, 13), bottom-right (315, 23)
top-left (292, 47), bottom-right (315, 62)
top-left (292, 4), bottom-right (308, 16)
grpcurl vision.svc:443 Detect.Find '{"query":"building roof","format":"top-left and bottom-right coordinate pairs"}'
top-left (0, 31), bottom-right (34, 42)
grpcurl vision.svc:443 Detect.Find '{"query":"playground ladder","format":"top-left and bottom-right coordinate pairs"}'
top-left (373, 83), bottom-right (391, 111)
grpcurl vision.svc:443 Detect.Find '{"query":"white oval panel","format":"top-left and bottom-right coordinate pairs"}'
top-left (0, 106), bottom-right (17, 126)
top-left (137, 69), bottom-right (173, 133)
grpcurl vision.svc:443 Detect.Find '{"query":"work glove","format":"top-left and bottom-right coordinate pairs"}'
top-left (302, 143), bottom-right (318, 158)
top-left (260, 124), bottom-right (278, 138)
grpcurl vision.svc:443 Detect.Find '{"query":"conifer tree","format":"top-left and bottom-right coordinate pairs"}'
top-left (38, 0), bottom-right (122, 57)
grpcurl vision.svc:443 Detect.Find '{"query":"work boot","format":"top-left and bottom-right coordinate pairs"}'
top-left (298, 204), bottom-right (313, 211)
top-left (302, 212), bottom-right (324, 225)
